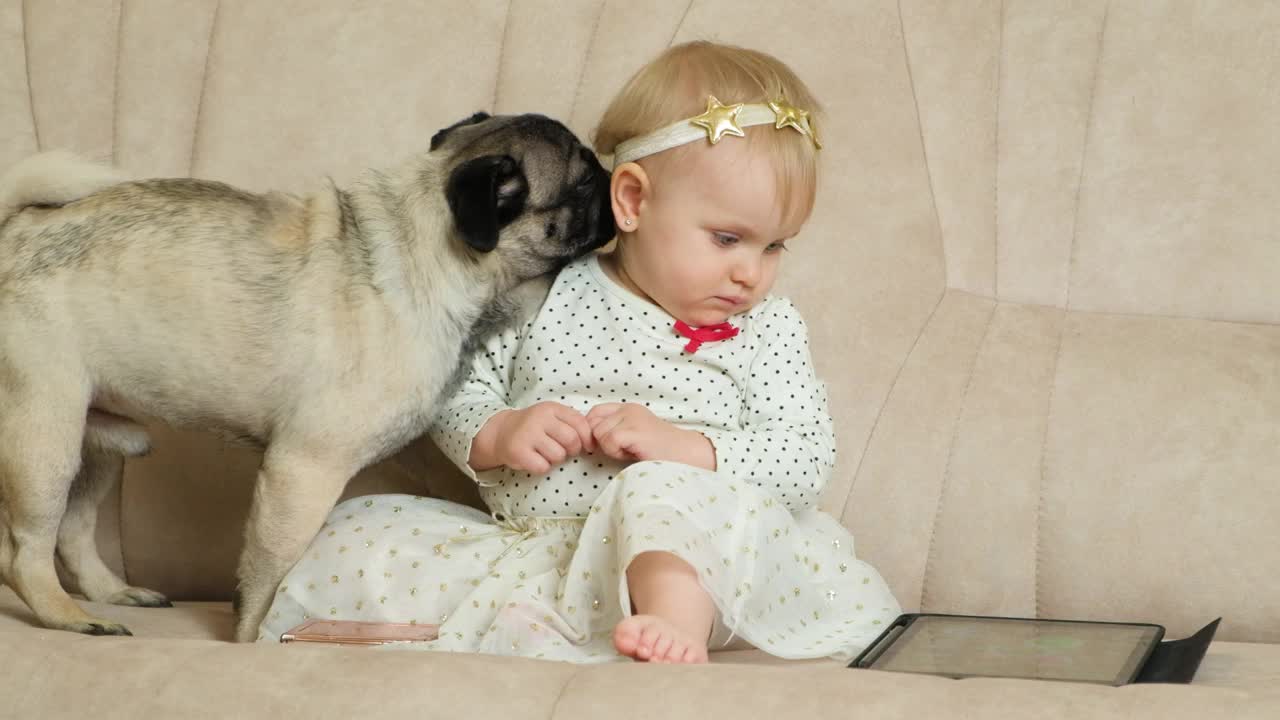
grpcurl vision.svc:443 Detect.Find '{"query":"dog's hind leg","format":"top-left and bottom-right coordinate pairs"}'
top-left (233, 444), bottom-right (355, 642)
top-left (56, 412), bottom-right (172, 608)
top-left (0, 381), bottom-right (132, 635)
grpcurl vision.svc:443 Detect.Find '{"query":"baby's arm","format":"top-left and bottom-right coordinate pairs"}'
top-left (700, 299), bottom-right (836, 511)
top-left (430, 314), bottom-right (593, 478)
top-left (428, 323), bottom-right (524, 483)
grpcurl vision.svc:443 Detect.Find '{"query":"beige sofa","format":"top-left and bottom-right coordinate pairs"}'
top-left (3, 0), bottom-right (1279, 716)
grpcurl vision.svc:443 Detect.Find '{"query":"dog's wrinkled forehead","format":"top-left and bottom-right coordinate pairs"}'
top-left (432, 112), bottom-right (597, 188)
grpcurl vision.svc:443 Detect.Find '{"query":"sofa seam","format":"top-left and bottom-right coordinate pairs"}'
top-left (1034, 309), bottom-right (1068, 618)
top-left (187, 0), bottom-right (220, 176)
top-left (993, 0), bottom-right (1004, 300)
top-left (918, 299), bottom-right (998, 612)
top-left (669, 0), bottom-right (695, 46)
top-left (1063, 1), bottom-right (1110, 311)
top-left (489, 0), bottom-right (513, 112)
top-left (544, 667), bottom-right (581, 720)
top-left (21, 0), bottom-right (41, 152)
top-left (897, 0), bottom-right (949, 290)
top-left (837, 287), bottom-right (946, 524)
top-left (111, 0), bottom-right (125, 166)
top-left (567, 0), bottom-right (606, 125)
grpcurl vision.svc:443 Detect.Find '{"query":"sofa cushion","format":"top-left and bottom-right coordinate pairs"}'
top-left (3, 588), bottom-right (1277, 718)
top-left (848, 291), bottom-right (1280, 642)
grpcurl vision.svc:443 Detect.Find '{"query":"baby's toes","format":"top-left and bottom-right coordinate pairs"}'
top-left (637, 623), bottom-right (665, 659)
top-left (653, 630), bottom-right (677, 660)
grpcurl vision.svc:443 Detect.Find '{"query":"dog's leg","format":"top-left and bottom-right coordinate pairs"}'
top-left (56, 415), bottom-right (172, 608)
top-left (0, 388), bottom-right (132, 635)
top-left (233, 445), bottom-right (354, 642)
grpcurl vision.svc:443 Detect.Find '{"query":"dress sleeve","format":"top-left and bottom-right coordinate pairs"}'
top-left (699, 299), bottom-right (836, 511)
top-left (427, 320), bottom-right (525, 485)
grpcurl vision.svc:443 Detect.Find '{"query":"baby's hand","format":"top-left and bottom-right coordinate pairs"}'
top-left (587, 403), bottom-right (710, 467)
top-left (486, 401), bottom-right (595, 475)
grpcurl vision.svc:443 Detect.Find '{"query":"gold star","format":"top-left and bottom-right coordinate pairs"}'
top-left (768, 98), bottom-right (821, 148)
top-left (690, 95), bottom-right (746, 145)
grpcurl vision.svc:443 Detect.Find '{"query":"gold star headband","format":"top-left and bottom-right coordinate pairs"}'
top-left (611, 95), bottom-right (821, 166)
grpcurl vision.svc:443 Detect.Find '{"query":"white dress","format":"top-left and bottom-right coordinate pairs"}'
top-left (258, 254), bottom-right (901, 662)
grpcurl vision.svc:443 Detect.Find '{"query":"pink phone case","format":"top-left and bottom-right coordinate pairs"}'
top-left (280, 619), bottom-right (441, 646)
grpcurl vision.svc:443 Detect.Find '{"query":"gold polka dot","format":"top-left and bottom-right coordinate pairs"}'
top-left (330, 575), bottom-right (339, 584)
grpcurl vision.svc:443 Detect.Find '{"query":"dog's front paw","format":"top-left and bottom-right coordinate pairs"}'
top-left (62, 619), bottom-right (134, 636)
top-left (106, 587), bottom-right (173, 608)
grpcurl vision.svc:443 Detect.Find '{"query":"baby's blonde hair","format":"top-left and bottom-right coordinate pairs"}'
top-left (593, 41), bottom-right (823, 226)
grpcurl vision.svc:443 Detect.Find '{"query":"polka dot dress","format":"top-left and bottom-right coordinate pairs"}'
top-left (257, 253), bottom-right (901, 662)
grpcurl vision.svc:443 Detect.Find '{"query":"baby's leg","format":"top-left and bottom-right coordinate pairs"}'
top-left (613, 551), bottom-right (714, 664)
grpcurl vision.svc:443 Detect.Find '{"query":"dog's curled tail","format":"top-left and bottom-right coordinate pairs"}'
top-left (0, 150), bottom-right (127, 224)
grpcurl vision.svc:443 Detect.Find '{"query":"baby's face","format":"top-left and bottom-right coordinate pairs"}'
top-left (625, 140), bottom-right (807, 327)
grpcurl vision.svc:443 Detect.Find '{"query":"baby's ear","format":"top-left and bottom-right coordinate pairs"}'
top-left (610, 161), bottom-right (649, 231)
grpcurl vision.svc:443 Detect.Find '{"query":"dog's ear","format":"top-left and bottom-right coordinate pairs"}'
top-left (430, 111), bottom-right (492, 151)
top-left (446, 154), bottom-right (527, 253)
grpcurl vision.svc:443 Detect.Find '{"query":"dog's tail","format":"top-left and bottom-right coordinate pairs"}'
top-left (0, 150), bottom-right (127, 224)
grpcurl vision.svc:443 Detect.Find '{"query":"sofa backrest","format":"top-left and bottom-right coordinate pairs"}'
top-left (5, 0), bottom-right (1276, 643)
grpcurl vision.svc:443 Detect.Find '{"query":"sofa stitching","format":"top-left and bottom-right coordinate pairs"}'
top-left (111, 0), bottom-right (125, 165)
top-left (897, 0), bottom-right (949, 290)
top-left (836, 1), bottom-right (949, 523)
top-left (669, 0), bottom-right (695, 46)
top-left (919, 300), bottom-right (997, 611)
top-left (1038, 7), bottom-right (1107, 613)
top-left (489, 0), bottom-right (512, 112)
top-left (836, 287), bottom-right (944, 524)
top-left (567, 0), bottom-right (606, 126)
top-left (1064, 2), bottom-right (1110, 311)
top-left (21, 0), bottom-right (41, 152)
top-left (994, 0), bottom-right (1004, 300)
top-left (187, 0), bottom-right (220, 176)
top-left (544, 667), bottom-right (581, 720)
top-left (1035, 309), bottom-right (1068, 618)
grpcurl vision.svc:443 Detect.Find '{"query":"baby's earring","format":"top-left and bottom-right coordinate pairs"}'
top-left (623, 218), bottom-right (634, 227)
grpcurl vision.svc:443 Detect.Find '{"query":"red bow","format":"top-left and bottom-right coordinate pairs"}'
top-left (673, 320), bottom-right (739, 354)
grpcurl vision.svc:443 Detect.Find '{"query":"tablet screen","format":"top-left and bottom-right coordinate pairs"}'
top-left (862, 615), bottom-right (1163, 685)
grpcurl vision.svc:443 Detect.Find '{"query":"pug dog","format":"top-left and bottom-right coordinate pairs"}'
top-left (0, 112), bottom-right (615, 641)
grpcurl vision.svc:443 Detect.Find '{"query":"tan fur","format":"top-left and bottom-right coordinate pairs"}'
top-left (0, 114), bottom-right (612, 641)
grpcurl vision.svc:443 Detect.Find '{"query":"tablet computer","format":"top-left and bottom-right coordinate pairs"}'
top-left (851, 614), bottom-right (1164, 686)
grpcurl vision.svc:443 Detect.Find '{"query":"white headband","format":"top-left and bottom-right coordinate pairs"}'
top-left (611, 95), bottom-right (821, 167)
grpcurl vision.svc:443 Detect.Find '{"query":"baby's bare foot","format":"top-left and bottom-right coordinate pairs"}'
top-left (613, 614), bottom-right (708, 664)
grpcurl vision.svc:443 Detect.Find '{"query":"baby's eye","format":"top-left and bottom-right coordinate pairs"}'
top-left (765, 241), bottom-right (788, 254)
top-left (712, 232), bottom-right (739, 247)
